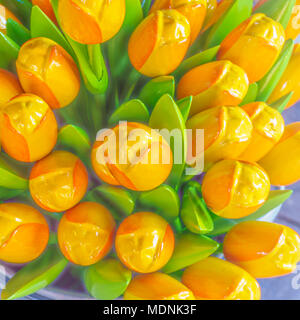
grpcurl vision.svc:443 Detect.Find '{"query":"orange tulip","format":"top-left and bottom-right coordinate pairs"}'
top-left (259, 122), bottom-right (300, 186)
top-left (238, 102), bottom-right (285, 162)
top-left (0, 94), bottom-right (58, 162)
top-left (0, 4), bottom-right (21, 34)
top-left (115, 212), bottom-right (175, 273)
top-left (177, 61), bottom-right (249, 116)
top-left (58, 202), bottom-right (116, 266)
top-left (124, 273), bottom-right (195, 300)
top-left (0, 203), bottom-right (49, 264)
top-left (224, 221), bottom-right (300, 278)
top-left (128, 9), bottom-right (190, 77)
top-left (58, 0), bottom-right (125, 44)
top-left (182, 257), bottom-right (261, 300)
top-left (217, 13), bottom-right (285, 83)
top-left (202, 159), bottom-right (270, 219)
top-left (32, 0), bottom-right (57, 24)
top-left (204, 0), bottom-right (217, 27)
top-left (29, 151), bottom-right (88, 212)
top-left (0, 69), bottom-right (23, 106)
top-left (16, 37), bottom-right (80, 109)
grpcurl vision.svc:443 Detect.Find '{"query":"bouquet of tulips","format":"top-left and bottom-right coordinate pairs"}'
top-left (0, 0), bottom-right (300, 300)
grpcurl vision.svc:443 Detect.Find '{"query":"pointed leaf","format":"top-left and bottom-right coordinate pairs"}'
top-left (0, 157), bottom-right (28, 190)
top-left (270, 92), bottom-right (294, 113)
top-left (0, 32), bottom-right (19, 68)
top-left (6, 18), bottom-right (30, 46)
top-left (0, 187), bottom-right (24, 200)
top-left (0, 0), bottom-right (32, 26)
top-left (177, 96), bottom-right (192, 122)
top-left (240, 83), bottom-right (258, 105)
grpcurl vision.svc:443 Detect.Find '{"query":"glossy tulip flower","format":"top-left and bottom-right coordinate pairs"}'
top-left (177, 61), bottom-right (249, 116)
top-left (268, 44), bottom-right (300, 109)
top-left (0, 94), bottom-right (58, 162)
top-left (58, 0), bottom-right (125, 44)
top-left (149, 0), bottom-right (207, 44)
top-left (217, 13), bottom-right (285, 83)
top-left (204, 0), bottom-right (217, 27)
top-left (182, 257), bottom-right (261, 300)
top-left (58, 202), bottom-right (116, 266)
top-left (0, 203), bottom-right (49, 264)
top-left (32, 0), bottom-right (57, 24)
top-left (186, 106), bottom-right (253, 170)
top-left (202, 159), bottom-right (270, 219)
top-left (0, 69), bottom-right (23, 106)
top-left (16, 37), bottom-right (80, 109)
top-left (224, 221), bottom-right (300, 278)
top-left (259, 122), bottom-right (300, 186)
top-left (115, 212), bottom-right (175, 273)
top-left (238, 102), bottom-right (285, 162)
top-left (124, 273), bottom-right (195, 300)
top-left (128, 9), bottom-right (190, 77)
top-left (30, 151), bottom-right (88, 212)
top-left (91, 122), bottom-right (173, 191)
top-left (0, 4), bottom-right (21, 34)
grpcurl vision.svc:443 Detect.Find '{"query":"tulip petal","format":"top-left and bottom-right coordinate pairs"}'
top-left (270, 91), bottom-right (294, 113)
top-left (240, 83), bottom-right (258, 105)
top-left (0, 32), bottom-right (19, 68)
top-left (6, 18), bottom-right (30, 46)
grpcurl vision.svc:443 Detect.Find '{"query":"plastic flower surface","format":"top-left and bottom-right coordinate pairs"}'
top-left (202, 159), bottom-right (270, 219)
top-left (217, 13), bottom-right (285, 83)
top-left (177, 61), bottom-right (249, 116)
top-left (0, 94), bottom-right (58, 162)
top-left (182, 257), bottom-right (261, 300)
top-left (16, 37), bottom-right (80, 109)
top-left (224, 221), bottom-right (300, 278)
top-left (0, 69), bottom-right (23, 106)
top-left (91, 122), bottom-right (173, 191)
top-left (58, 202), bottom-right (116, 266)
top-left (32, 0), bottom-right (57, 24)
top-left (115, 212), bottom-right (175, 273)
top-left (124, 273), bottom-right (195, 300)
top-left (0, 203), bottom-right (49, 264)
top-left (0, 4), bottom-right (21, 34)
top-left (128, 9), bottom-right (191, 77)
top-left (29, 151), bottom-right (88, 212)
top-left (58, 0), bottom-right (126, 44)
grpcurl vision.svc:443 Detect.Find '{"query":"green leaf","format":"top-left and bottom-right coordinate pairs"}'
top-left (149, 94), bottom-right (187, 190)
top-left (180, 181), bottom-right (214, 235)
top-left (208, 214), bottom-right (236, 237)
top-left (162, 233), bottom-right (219, 274)
top-left (254, 0), bottom-right (296, 28)
top-left (108, 99), bottom-right (150, 125)
top-left (270, 92), bottom-right (294, 113)
top-left (1, 246), bottom-right (68, 300)
top-left (0, 32), bottom-right (19, 68)
top-left (176, 96), bottom-right (192, 122)
top-left (0, 0), bottom-right (32, 26)
top-left (84, 258), bottom-right (132, 300)
top-left (6, 18), bottom-right (30, 46)
top-left (139, 76), bottom-right (175, 111)
top-left (0, 187), bottom-right (24, 200)
top-left (173, 46), bottom-right (220, 79)
top-left (138, 184), bottom-right (180, 222)
top-left (205, 0), bottom-right (253, 49)
top-left (257, 39), bottom-right (294, 101)
top-left (141, 0), bottom-right (152, 16)
top-left (240, 83), bottom-right (258, 105)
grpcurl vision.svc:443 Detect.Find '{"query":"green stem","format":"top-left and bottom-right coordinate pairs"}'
top-left (87, 44), bottom-right (103, 81)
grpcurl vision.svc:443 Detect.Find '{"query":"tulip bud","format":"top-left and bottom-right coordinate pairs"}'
top-left (16, 37), bottom-right (80, 109)
top-left (182, 257), bottom-right (261, 300)
top-left (115, 212), bottom-right (175, 273)
top-left (91, 122), bottom-right (173, 191)
top-left (186, 106), bottom-right (253, 169)
top-left (0, 69), bottom-right (23, 106)
top-left (29, 151), bottom-right (88, 212)
top-left (150, 0), bottom-right (207, 43)
top-left (177, 61), bottom-right (249, 116)
top-left (259, 122), bottom-right (300, 186)
top-left (202, 159), bottom-right (270, 219)
top-left (224, 221), bottom-right (300, 278)
top-left (58, 202), bottom-right (116, 266)
top-left (0, 203), bottom-right (49, 264)
top-left (128, 9), bottom-right (190, 77)
top-left (217, 13), bottom-right (285, 83)
top-left (0, 94), bottom-right (58, 162)
top-left (0, 4), bottom-right (21, 34)
top-left (32, 0), bottom-right (57, 24)
top-left (58, 0), bottom-right (125, 44)
top-left (268, 44), bottom-right (300, 109)
top-left (238, 102), bottom-right (285, 162)
top-left (124, 273), bottom-right (195, 300)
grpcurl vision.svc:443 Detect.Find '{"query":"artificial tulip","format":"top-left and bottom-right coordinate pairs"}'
top-left (238, 102), bottom-right (285, 162)
top-left (224, 221), bottom-right (300, 278)
top-left (259, 122), bottom-right (300, 186)
top-left (182, 257), bottom-right (261, 300)
top-left (0, 69), bottom-right (23, 106)
top-left (29, 151), bottom-right (88, 212)
top-left (58, 0), bottom-right (125, 44)
top-left (128, 9), bottom-right (190, 77)
top-left (124, 273), bottom-right (195, 300)
top-left (0, 94), bottom-right (58, 162)
top-left (177, 60), bottom-right (249, 116)
top-left (32, 0), bottom-right (57, 24)
top-left (202, 159), bottom-right (270, 219)
top-left (0, 4), bottom-right (21, 34)
top-left (16, 37), bottom-right (80, 109)
top-left (217, 13), bottom-right (285, 83)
